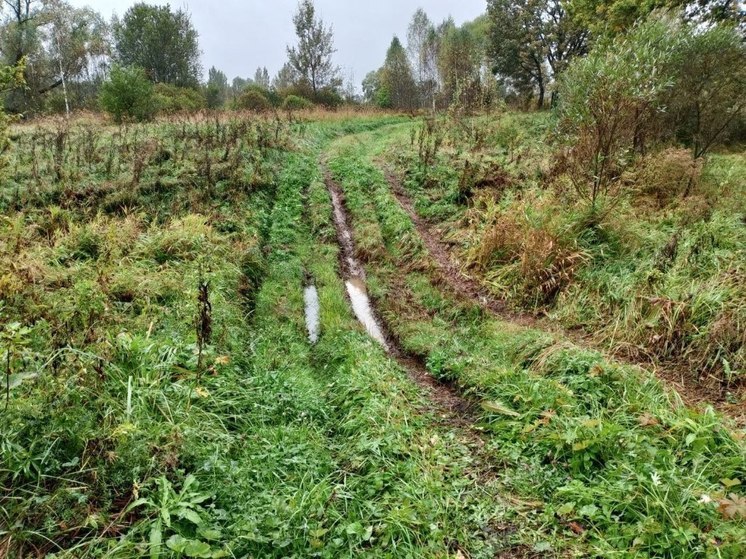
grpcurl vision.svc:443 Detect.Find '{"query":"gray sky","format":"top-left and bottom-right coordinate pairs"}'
top-left (69, 1), bottom-right (485, 87)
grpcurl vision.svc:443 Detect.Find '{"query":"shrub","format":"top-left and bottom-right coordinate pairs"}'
top-left (154, 83), bottom-right (206, 114)
top-left (556, 17), bottom-right (676, 211)
top-left (235, 89), bottom-right (272, 113)
top-left (557, 15), bottom-right (745, 211)
top-left (99, 65), bottom-right (156, 123)
top-left (281, 94), bottom-right (313, 112)
top-left (312, 87), bottom-right (343, 109)
top-left (665, 23), bottom-right (746, 158)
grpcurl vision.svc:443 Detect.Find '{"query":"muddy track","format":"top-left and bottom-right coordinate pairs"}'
top-left (323, 167), bottom-right (481, 424)
top-left (323, 165), bottom-right (550, 558)
top-left (382, 168), bottom-right (746, 423)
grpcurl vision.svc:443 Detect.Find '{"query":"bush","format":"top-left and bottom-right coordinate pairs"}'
top-left (281, 94), bottom-right (313, 112)
top-left (557, 14), bottom-right (745, 211)
top-left (154, 83), bottom-right (206, 114)
top-left (235, 89), bottom-right (272, 113)
top-left (665, 23), bottom-right (746, 158)
top-left (100, 65), bottom-right (156, 123)
top-left (312, 87), bottom-right (343, 109)
top-left (557, 17), bottom-right (675, 210)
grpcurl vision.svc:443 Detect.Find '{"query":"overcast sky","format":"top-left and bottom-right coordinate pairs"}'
top-left (68, 1), bottom-right (486, 87)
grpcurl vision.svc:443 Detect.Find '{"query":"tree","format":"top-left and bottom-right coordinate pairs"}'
top-left (286, 0), bottom-right (340, 96)
top-left (406, 9), bottom-right (438, 108)
top-left (272, 62), bottom-right (298, 91)
top-left (113, 3), bottom-right (201, 87)
top-left (99, 64), bottom-right (155, 123)
top-left (487, 0), bottom-right (588, 108)
top-left (362, 69), bottom-right (384, 105)
top-left (556, 13), bottom-right (745, 209)
top-left (665, 19), bottom-right (746, 158)
top-left (205, 66), bottom-right (228, 108)
top-left (0, 0), bottom-right (109, 113)
top-left (568, 0), bottom-right (745, 36)
top-left (380, 36), bottom-right (417, 110)
top-left (438, 24), bottom-right (483, 109)
top-left (253, 66), bottom-right (270, 89)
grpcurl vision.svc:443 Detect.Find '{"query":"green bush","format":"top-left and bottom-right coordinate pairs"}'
top-left (312, 87), bottom-right (343, 109)
top-left (281, 94), bottom-right (313, 112)
top-left (235, 89), bottom-right (272, 113)
top-left (99, 65), bottom-right (156, 123)
top-left (154, 83), bottom-right (206, 114)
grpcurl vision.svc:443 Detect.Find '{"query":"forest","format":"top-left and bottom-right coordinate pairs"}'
top-left (0, 0), bottom-right (745, 557)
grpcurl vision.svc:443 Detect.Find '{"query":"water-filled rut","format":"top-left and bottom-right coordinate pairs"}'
top-left (323, 166), bottom-right (474, 418)
top-left (304, 284), bottom-right (320, 344)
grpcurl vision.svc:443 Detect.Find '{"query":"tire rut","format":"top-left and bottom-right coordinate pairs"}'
top-left (382, 167), bottom-right (746, 424)
top-left (323, 166), bottom-right (481, 427)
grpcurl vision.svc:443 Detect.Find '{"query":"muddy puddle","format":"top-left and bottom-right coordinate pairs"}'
top-left (326, 173), bottom-right (389, 349)
top-left (345, 277), bottom-right (388, 348)
top-left (304, 285), bottom-right (320, 344)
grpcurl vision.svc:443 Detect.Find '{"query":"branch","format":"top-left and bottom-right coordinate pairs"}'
top-left (37, 78), bottom-right (62, 95)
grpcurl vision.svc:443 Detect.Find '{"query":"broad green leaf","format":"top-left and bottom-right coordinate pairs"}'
top-left (149, 519), bottom-right (162, 559)
top-left (166, 534), bottom-right (188, 553)
top-left (179, 507), bottom-right (203, 526)
top-left (198, 527), bottom-right (221, 541)
top-left (579, 504), bottom-right (598, 518)
top-left (184, 540), bottom-right (212, 558)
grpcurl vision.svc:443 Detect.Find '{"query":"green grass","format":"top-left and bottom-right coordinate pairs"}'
top-left (3, 111), bottom-right (744, 558)
top-left (325, 127), bottom-right (746, 558)
top-left (2, 114), bottom-right (552, 558)
top-left (390, 112), bottom-right (746, 387)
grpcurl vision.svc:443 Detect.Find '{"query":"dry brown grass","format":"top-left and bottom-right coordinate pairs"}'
top-left (626, 148), bottom-right (704, 207)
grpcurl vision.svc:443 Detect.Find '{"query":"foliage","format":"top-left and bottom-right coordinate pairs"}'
top-left (286, 0), bottom-right (340, 97)
top-left (557, 14), bottom-right (745, 210)
top-left (113, 2), bottom-right (202, 87)
top-left (438, 23), bottom-right (486, 111)
top-left (154, 83), bottom-right (206, 115)
top-left (487, 0), bottom-right (588, 108)
top-left (406, 8), bottom-right (438, 109)
top-left (205, 66), bottom-right (229, 109)
top-left (378, 36), bottom-right (417, 111)
top-left (0, 0), bottom-right (109, 113)
top-left (557, 18), bottom-right (674, 209)
top-left (569, 0), bottom-right (745, 36)
top-left (99, 65), bottom-right (155, 123)
top-left (234, 88), bottom-right (272, 113)
top-left (664, 21), bottom-right (746, 157)
top-left (281, 94), bottom-right (313, 113)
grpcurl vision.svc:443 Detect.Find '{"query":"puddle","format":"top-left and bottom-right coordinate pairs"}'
top-left (346, 278), bottom-right (388, 349)
top-left (304, 285), bottom-right (320, 344)
top-left (326, 174), bottom-right (389, 350)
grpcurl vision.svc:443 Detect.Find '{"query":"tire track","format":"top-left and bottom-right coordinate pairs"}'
top-left (323, 166), bottom-right (479, 423)
top-left (382, 167), bottom-right (746, 423)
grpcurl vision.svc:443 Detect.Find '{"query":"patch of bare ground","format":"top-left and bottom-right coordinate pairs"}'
top-left (382, 168), bottom-right (746, 425)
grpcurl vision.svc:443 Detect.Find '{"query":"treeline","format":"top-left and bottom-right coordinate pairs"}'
top-left (364, 0), bottom-right (744, 112)
top-left (0, 0), bottom-right (743, 120)
top-left (0, 0), bottom-right (352, 120)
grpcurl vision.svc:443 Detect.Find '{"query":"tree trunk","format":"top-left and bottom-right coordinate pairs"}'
top-left (537, 81), bottom-right (545, 110)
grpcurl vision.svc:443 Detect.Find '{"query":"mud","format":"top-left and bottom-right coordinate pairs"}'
top-left (323, 167), bottom-right (477, 417)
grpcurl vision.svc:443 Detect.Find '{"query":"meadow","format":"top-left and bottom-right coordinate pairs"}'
top-left (1, 110), bottom-right (744, 558)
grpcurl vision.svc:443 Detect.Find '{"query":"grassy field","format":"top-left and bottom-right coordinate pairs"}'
top-left (1, 112), bottom-right (745, 558)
